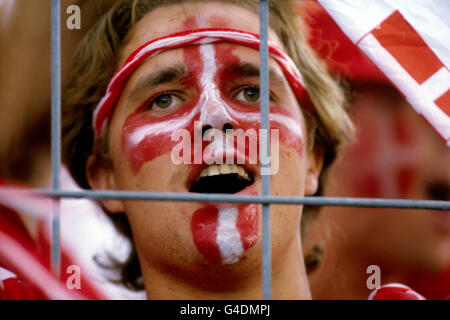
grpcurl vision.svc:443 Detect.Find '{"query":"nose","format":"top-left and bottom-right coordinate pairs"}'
top-left (199, 97), bottom-right (236, 137)
top-left (202, 123), bottom-right (235, 137)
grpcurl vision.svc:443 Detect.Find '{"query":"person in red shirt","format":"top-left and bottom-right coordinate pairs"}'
top-left (301, 2), bottom-right (450, 300)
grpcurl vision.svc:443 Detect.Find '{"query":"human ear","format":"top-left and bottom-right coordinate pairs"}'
top-left (304, 144), bottom-right (325, 196)
top-left (86, 154), bottom-right (124, 213)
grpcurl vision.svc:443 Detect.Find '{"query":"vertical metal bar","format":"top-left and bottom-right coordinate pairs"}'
top-left (51, 0), bottom-right (61, 278)
top-left (259, 0), bottom-right (272, 300)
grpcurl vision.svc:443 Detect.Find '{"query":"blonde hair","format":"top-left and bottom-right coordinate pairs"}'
top-left (62, 0), bottom-right (354, 288)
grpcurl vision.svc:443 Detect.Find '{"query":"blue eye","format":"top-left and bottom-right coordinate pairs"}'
top-left (235, 87), bottom-right (261, 103)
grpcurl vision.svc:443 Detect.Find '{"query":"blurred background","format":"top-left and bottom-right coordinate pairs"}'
top-left (300, 1), bottom-right (450, 300)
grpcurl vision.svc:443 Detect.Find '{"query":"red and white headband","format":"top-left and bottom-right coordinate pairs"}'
top-left (92, 28), bottom-right (313, 147)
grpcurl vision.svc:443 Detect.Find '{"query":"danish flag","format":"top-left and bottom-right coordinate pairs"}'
top-left (318, 0), bottom-right (450, 146)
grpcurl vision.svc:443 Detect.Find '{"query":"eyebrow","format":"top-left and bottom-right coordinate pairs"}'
top-left (222, 62), bottom-right (286, 88)
top-left (127, 63), bottom-right (189, 101)
top-left (127, 61), bottom-right (287, 101)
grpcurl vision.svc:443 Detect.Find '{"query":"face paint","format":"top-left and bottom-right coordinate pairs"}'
top-left (122, 41), bottom-right (302, 264)
top-left (396, 165), bottom-right (416, 198)
top-left (93, 28), bottom-right (313, 148)
top-left (393, 117), bottom-right (415, 146)
top-left (191, 202), bottom-right (258, 264)
top-left (346, 104), bottom-right (420, 198)
top-left (122, 42), bottom-right (304, 173)
top-left (110, 27), bottom-right (309, 265)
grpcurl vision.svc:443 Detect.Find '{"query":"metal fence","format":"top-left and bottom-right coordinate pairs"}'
top-left (45, 0), bottom-right (450, 300)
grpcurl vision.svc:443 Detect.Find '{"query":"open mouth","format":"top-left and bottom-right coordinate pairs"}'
top-left (189, 164), bottom-right (255, 194)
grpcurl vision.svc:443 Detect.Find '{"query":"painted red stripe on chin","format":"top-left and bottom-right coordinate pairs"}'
top-left (191, 206), bottom-right (222, 264)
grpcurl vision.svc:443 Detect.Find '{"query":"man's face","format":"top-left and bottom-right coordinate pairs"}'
top-left (322, 84), bottom-right (450, 271)
top-left (89, 2), bottom-right (321, 279)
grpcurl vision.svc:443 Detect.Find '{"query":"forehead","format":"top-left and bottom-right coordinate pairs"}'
top-left (120, 42), bottom-right (289, 103)
top-left (119, 1), bottom-right (283, 64)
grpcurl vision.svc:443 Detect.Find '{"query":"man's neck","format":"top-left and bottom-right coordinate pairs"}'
top-left (142, 234), bottom-right (311, 299)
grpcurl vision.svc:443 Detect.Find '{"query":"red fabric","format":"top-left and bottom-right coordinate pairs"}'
top-left (372, 11), bottom-right (444, 85)
top-left (407, 264), bottom-right (450, 300)
top-left (0, 195), bottom-right (106, 300)
top-left (0, 278), bottom-right (47, 300)
top-left (301, 1), bottom-right (389, 84)
top-left (34, 222), bottom-right (106, 300)
top-left (0, 205), bottom-right (48, 299)
top-left (369, 284), bottom-right (425, 300)
top-left (0, 205), bottom-right (43, 268)
top-left (434, 89), bottom-right (450, 118)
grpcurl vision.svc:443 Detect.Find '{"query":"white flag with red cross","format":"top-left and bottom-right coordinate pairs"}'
top-left (318, 0), bottom-right (450, 146)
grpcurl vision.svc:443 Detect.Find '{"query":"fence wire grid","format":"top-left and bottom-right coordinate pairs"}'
top-left (43, 0), bottom-right (450, 300)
